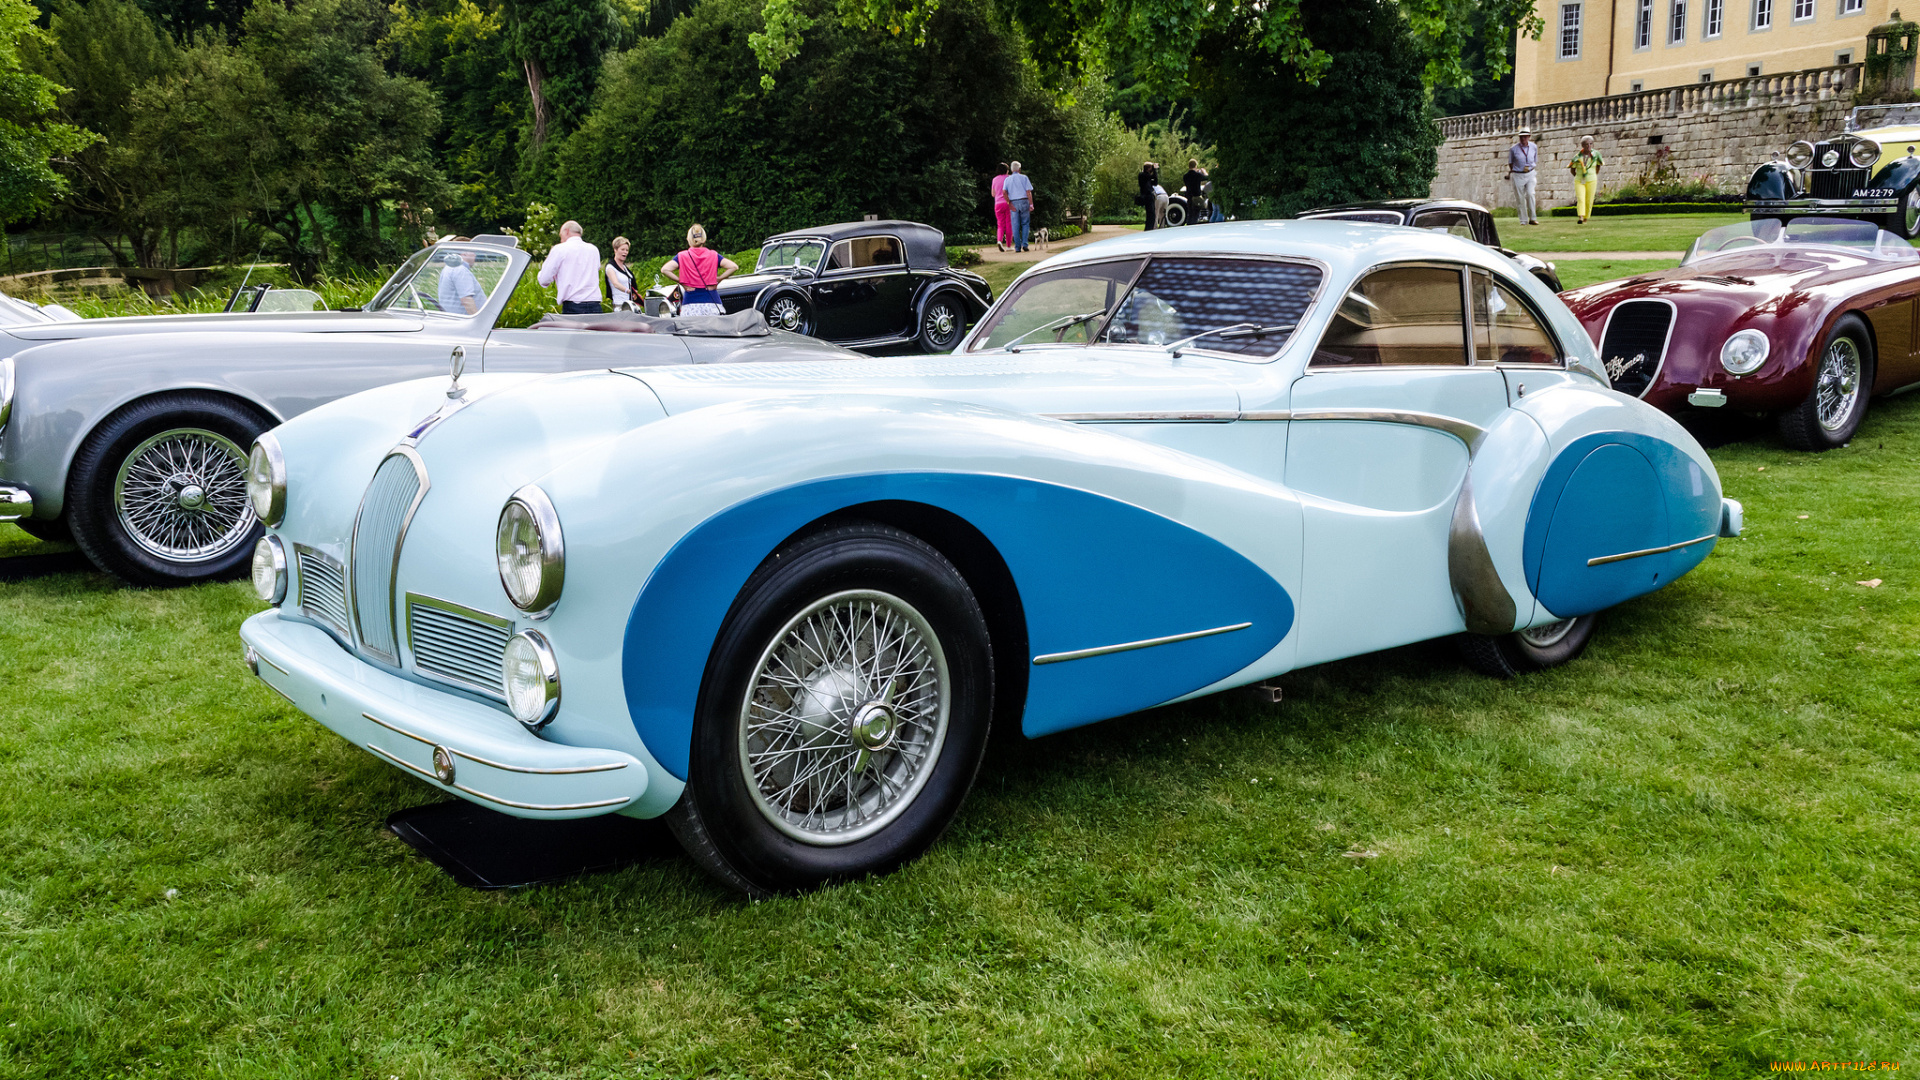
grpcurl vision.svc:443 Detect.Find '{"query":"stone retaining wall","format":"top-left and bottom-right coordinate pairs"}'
top-left (1431, 65), bottom-right (1861, 212)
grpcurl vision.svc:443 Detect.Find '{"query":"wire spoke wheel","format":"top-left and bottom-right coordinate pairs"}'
top-left (113, 427), bottom-right (254, 562)
top-left (1815, 336), bottom-right (1862, 432)
top-left (767, 295), bottom-right (806, 332)
top-left (922, 301), bottom-right (959, 348)
top-left (738, 588), bottom-right (950, 846)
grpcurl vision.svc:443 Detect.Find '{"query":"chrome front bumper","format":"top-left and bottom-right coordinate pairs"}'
top-left (1744, 197), bottom-right (1900, 216)
top-left (0, 485), bottom-right (30, 522)
top-left (240, 610), bottom-right (648, 819)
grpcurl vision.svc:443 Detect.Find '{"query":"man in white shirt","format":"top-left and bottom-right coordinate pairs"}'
top-left (1002, 161), bottom-right (1035, 252)
top-left (538, 220), bottom-right (603, 314)
top-left (1508, 129), bottom-right (1540, 226)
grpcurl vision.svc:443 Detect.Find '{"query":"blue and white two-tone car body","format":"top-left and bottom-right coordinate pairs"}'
top-left (238, 221), bottom-right (1741, 894)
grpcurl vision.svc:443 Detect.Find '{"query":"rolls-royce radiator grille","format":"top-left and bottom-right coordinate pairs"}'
top-left (408, 598), bottom-right (510, 698)
top-left (1809, 165), bottom-right (1869, 199)
top-left (295, 546), bottom-right (349, 638)
top-left (351, 453), bottom-right (425, 662)
top-left (1598, 300), bottom-right (1673, 399)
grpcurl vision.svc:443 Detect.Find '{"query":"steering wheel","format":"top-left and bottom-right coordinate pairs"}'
top-left (1713, 236), bottom-right (1769, 252)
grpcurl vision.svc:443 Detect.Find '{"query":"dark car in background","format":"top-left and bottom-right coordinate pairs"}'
top-left (647, 220), bottom-right (993, 352)
top-left (1296, 199), bottom-right (1563, 292)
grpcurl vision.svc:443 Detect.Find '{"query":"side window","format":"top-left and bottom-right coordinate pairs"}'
top-left (826, 241), bottom-right (851, 271)
top-left (968, 259), bottom-right (1145, 351)
top-left (1411, 211), bottom-right (1477, 241)
top-left (1471, 270), bottom-right (1561, 365)
top-left (1311, 265), bottom-right (1469, 367)
top-left (1102, 257), bottom-right (1322, 357)
top-left (829, 236), bottom-right (903, 270)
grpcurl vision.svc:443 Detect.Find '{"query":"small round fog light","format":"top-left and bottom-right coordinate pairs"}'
top-left (251, 535), bottom-right (287, 604)
top-left (503, 630), bottom-right (561, 729)
top-left (1720, 328), bottom-right (1770, 375)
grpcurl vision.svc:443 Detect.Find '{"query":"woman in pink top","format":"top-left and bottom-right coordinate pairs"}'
top-left (991, 164), bottom-right (1011, 252)
top-left (660, 223), bottom-right (738, 316)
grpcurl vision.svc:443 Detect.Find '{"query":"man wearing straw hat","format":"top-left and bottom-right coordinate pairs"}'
top-left (1508, 128), bottom-right (1540, 225)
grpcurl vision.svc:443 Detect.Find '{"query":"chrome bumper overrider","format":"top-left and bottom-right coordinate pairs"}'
top-left (1744, 198), bottom-right (1900, 215)
top-left (0, 485), bottom-right (30, 522)
top-left (239, 611), bottom-right (647, 819)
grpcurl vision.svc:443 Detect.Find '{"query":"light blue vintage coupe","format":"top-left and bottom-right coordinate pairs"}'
top-left (239, 221), bottom-right (1742, 895)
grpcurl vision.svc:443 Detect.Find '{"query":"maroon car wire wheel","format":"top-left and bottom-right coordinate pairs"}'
top-left (1816, 336), bottom-right (1863, 432)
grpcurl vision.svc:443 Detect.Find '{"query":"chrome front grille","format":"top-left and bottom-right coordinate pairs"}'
top-left (295, 545), bottom-right (349, 638)
top-left (1809, 164), bottom-right (1869, 199)
top-left (350, 451), bottom-right (427, 662)
top-left (1598, 300), bottom-right (1674, 399)
top-left (407, 595), bottom-right (511, 699)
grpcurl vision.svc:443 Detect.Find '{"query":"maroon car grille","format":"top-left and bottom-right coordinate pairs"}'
top-left (1598, 301), bottom-right (1673, 399)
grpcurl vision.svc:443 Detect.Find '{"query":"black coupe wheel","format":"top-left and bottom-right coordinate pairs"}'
top-left (666, 523), bottom-right (994, 896)
top-left (916, 295), bottom-right (967, 352)
top-left (760, 292), bottom-right (813, 335)
top-left (1164, 198), bottom-right (1190, 227)
top-left (1779, 314), bottom-right (1873, 451)
top-left (1892, 187), bottom-right (1920, 239)
top-left (1457, 614), bottom-right (1598, 679)
top-left (66, 393), bottom-right (269, 585)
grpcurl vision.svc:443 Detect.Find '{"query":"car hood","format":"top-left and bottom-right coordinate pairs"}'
top-left (715, 270), bottom-right (798, 295)
top-left (3, 309), bottom-right (424, 341)
top-left (1562, 248), bottom-right (1880, 312)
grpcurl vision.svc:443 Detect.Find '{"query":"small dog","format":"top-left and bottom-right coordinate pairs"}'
top-left (1032, 227), bottom-right (1050, 252)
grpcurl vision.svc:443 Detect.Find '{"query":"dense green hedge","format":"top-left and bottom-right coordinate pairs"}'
top-left (1552, 202), bottom-right (1748, 217)
top-left (555, 0), bottom-right (1102, 254)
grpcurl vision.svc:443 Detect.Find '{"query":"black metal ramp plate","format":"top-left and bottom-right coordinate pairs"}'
top-left (387, 800), bottom-right (676, 889)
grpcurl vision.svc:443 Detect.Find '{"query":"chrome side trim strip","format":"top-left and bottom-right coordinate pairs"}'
top-left (367, 744), bottom-right (630, 811)
top-left (255, 652), bottom-right (289, 677)
top-left (1587, 533), bottom-right (1717, 566)
top-left (362, 710), bottom-right (433, 746)
top-left (1043, 410), bottom-right (1239, 422)
top-left (1290, 408), bottom-right (1487, 452)
top-left (1032, 621), bottom-right (1252, 666)
top-left (448, 747), bottom-right (627, 775)
top-left (259, 678), bottom-right (296, 706)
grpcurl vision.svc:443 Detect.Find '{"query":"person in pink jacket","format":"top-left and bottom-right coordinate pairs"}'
top-left (991, 164), bottom-right (1012, 252)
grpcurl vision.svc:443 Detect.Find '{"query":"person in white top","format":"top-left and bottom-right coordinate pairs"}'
top-left (537, 220), bottom-right (604, 314)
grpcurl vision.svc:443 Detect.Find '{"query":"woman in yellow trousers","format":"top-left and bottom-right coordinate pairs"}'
top-left (1569, 135), bottom-right (1603, 224)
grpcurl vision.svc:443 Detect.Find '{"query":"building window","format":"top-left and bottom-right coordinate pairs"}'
top-left (1631, 79), bottom-right (1646, 91)
top-left (1748, 62), bottom-right (1763, 77)
top-left (1560, 2), bottom-right (1583, 58)
top-left (1706, 0), bottom-right (1724, 35)
top-left (1636, 0), bottom-right (1654, 47)
top-left (1840, 0), bottom-right (1865, 13)
top-left (1753, 0), bottom-right (1772, 30)
top-left (1837, 49), bottom-right (1854, 64)
top-left (1792, 0), bottom-right (1813, 20)
top-left (1670, 0), bottom-right (1688, 42)
top-left (1700, 69), bottom-right (1715, 81)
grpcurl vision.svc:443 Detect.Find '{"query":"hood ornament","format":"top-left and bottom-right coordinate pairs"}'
top-left (448, 346), bottom-right (467, 400)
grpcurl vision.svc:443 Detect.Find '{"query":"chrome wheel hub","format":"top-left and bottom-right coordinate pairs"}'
top-left (114, 428), bottom-right (254, 562)
top-left (768, 298), bottom-right (803, 331)
top-left (926, 306), bottom-right (955, 339)
top-left (738, 589), bottom-right (949, 845)
top-left (1815, 337), bottom-right (1862, 432)
top-left (1519, 618), bottom-right (1575, 648)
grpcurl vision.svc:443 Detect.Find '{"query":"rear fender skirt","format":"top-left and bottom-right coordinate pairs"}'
top-left (622, 473), bottom-right (1295, 779)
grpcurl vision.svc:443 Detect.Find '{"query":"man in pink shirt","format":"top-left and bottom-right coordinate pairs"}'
top-left (537, 220), bottom-right (604, 314)
top-left (990, 165), bottom-right (1011, 252)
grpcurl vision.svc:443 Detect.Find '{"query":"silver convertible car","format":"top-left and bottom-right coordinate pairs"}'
top-left (0, 238), bottom-right (854, 584)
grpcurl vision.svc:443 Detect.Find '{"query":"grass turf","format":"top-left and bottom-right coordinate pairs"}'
top-left (1497, 213), bottom-right (1746, 253)
top-left (1552, 259), bottom-right (1680, 292)
top-left (1, 391), bottom-right (1915, 1076)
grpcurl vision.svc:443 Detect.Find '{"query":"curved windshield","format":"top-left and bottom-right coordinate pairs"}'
top-left (1683, 216), bottom-right (1920, 264)
top-left (367, 245), bottom-right (515, 315)
top-left (0, 290), bottom-right (57, 324)
top-left (969, 259), bottom-right (1144, 351)
top-left (758, 239), bottom-right (825, 273)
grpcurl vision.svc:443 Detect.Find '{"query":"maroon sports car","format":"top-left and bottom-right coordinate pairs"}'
top-left (1563, 217), bottom-right (1920, 450)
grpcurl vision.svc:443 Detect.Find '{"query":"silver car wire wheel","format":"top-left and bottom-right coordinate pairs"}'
top-left (1519, 619), bottom-right (1577, 648)
top-left (767, 295), bottom-right (806, 332)
top-left (112, 427), bottom-right (254, 562)
top-left (1905, 188), bottom-right (1920, 235)
top-left (737, 588), bottom-right (951, 846)
top-left (1815, 335), bottom-right (1863, 432)
top-left (923, 300), bottom-right (958, 345)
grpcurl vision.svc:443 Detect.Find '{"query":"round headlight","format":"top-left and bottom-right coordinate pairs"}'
top-left (495, 486), bottom-right (565, 613)
top-left (1720, 329), bottom-right (1770, 375)
top-left (247, 434), bottom-right (286, 526)
top-left (503, 630), bottom-right (560, 728)
top-left (1785, 141), bottom-right (1815, 169)
top-left (251, 535), bottom-right (286, 603)
top-left (1851, 139), bottom-right (1882, 169)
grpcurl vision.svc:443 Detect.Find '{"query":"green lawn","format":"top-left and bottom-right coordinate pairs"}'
top-left (1553, 258), bottom-right (1679, 292)
top-left (1501, 213), bottom-right (1747, 253)
top-left (2, 394), bottom-right (1915, 1076)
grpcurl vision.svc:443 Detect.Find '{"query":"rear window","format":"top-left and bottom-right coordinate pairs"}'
top-left (1101, 258), bottom-right (1323, 358)
top-left (1304, 211), bottom-right (1404, 226)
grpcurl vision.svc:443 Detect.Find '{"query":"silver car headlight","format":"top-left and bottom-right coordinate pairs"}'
top-left (251, 535), bottom-right (287, 603)
top-left (1784, 141), bottom-right (1815, 170)
top-left (1720, 329), bottom-right (1770, 375)
top-left (1850, 139), bottom-right (1881, 169)
top-left (247, 434), bottom-right (286, 526)
top-left (496, 485), bottom-right (564, 614)
top-left (0, 357), bottom-right (13, 438)
top-left (503, 630), bottom-right (561, 728)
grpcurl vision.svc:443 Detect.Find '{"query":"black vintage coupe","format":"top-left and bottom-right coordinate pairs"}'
top-left (1295, 199), bottom-right (1564, 292)
top-left (646, 220), bottom-right (993, 352)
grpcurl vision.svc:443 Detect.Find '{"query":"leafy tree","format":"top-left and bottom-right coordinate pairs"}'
top-left (557, 0), bottom-right (1103, 254)
top-left (499, 0), bottom-right (619, 152)
top-left (389, 0), bottom-right (526, 229)
top-left (0, 0), bottom-right (95, 229)
top-left (1192, 0), bottom-right (1440, 218)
